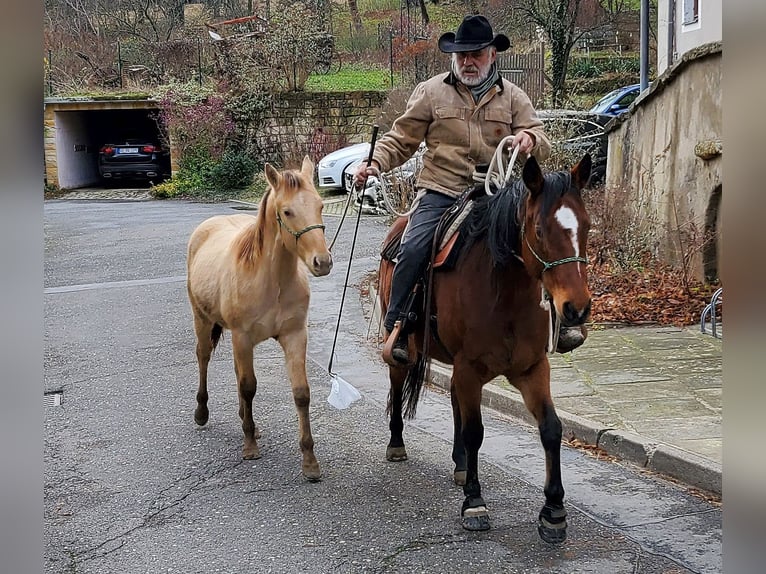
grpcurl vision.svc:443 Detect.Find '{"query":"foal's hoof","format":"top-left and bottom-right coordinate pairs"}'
top-left (538, 505), bottom-right (568, 544)
top-left (242, 446), bottom-right (261, 460)
top-left (453, 470), bottom-right (467, 486)
top-left (386, 446), bottom-right (408, 462)
top-left (461, 505), bottom-right (491, 531)
top-left (302, 464), bottom-right (322, 482)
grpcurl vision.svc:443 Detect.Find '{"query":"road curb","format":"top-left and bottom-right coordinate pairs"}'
top-left (368, 284), bottom-right (721, 496)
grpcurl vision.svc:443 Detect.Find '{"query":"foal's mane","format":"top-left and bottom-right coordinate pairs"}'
top-left (463, 171), bottom-right (571, 268)
top-left (234, 169), bottom-right (305, 266)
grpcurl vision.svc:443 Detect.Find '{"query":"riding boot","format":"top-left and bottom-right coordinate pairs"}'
top-left (556, 324), bottom-right (587, 353)
top-left (383, 321), bottom-right (411, 366)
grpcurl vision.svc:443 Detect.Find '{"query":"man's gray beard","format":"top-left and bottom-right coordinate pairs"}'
top-left (452, 60), bottom-right (491, 86)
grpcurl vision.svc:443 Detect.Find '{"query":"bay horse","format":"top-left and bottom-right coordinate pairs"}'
top-left (378, 154), bottom-right (592, 542)
top-left (187, 156), bottom-right (332, 481)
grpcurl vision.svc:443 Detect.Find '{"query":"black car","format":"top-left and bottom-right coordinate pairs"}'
top-left (98, 139), bottom-right (167, 183)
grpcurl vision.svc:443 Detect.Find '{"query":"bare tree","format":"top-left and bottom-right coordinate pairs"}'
top-left (515, 0), bottom-right (629, 106)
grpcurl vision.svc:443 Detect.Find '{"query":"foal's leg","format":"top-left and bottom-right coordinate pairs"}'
top-left (231, 331), bottom-right (261, 460)
top-left (386, 364), bottom-right (408, 461)
top-left (192, 312), bottom-right (213, 426)
top-left (277, 329), bottom-right (320, 481)
top-left (452, 363), bottom-right (490, 531)
top-left (514, 359), bottom-right (567, 544)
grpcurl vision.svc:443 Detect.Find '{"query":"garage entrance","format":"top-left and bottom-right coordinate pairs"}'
top-left (44, 98), bottom-right (173, 190)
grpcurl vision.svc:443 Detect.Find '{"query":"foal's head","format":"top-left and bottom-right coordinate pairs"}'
top-left (520, 154), bottom-right (592, 327)
top-left (264, 155), bottom-right (333, 277)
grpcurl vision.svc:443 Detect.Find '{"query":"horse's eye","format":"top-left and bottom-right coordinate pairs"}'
top-left (283, 209), bottom-right (292, 218)
top-left (535, 224), bottom-right (543, 240)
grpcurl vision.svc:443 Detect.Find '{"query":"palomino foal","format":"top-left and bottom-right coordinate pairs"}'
top-left (186, 156), bottom-right (332, 480)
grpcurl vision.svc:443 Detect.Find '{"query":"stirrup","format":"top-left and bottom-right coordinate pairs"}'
top-left (382, 321), bottom-right (415, 366)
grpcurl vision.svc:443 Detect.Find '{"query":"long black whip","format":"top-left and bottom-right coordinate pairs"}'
top-left (327, 125), bottom-right (379, 376)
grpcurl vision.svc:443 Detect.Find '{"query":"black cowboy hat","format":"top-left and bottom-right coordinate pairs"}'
top-left (438, 15), bottom-right (510, 53)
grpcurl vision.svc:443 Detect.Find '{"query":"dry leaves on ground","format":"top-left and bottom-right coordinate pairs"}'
top-left (588, 262), bottom-right (720, 327)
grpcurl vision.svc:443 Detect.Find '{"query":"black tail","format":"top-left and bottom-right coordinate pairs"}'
top-left (211, 323), bottom-right (223, 351)
top-left (402, 354), bottom-right (430, 419)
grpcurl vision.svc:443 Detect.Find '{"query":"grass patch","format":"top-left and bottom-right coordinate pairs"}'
top-left (306, 66), bottom-right (393, 91)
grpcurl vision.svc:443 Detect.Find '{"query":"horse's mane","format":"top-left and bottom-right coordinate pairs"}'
top-left (462, 171), bottom-right (571, 268)
top-left (234, 169), bottom-right (305, 266)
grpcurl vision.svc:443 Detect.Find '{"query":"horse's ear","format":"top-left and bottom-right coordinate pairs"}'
top-left (264, 163), bottom-right (281, 189)
top-left (301, 155), bottom-right (315, 179)
top-left (522, 155), bottom-right (544, 197)
top-left (571, 154), bottom-right (592, 190)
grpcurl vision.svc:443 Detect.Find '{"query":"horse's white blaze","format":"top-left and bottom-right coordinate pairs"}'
top-left (555, 206), bottom-right (583, 274)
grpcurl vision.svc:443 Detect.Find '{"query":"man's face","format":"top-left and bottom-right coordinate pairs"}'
top-left (452, 47), bottom-right (497, 86)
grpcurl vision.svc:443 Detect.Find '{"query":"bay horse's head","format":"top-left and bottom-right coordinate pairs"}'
top-left (265, 155), bottom-right (333, 277)
top-left (520, 154), bottom-right (592, 327)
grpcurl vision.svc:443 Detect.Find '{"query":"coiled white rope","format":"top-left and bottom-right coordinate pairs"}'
top-left (480, 134), bottom-right (521, 196)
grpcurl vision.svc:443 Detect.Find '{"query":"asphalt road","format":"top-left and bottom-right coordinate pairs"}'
top-left (44, 198), bottom-right (721, 573)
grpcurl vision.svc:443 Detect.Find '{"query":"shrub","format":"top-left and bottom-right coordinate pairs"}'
top-left (208, 151), bottom-right (259, 191)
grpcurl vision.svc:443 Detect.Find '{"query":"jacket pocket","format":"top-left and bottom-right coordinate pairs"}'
top-left (484, 109), bottom-right (513, 124)
top-left (435, 107), bottom-right (465, 120)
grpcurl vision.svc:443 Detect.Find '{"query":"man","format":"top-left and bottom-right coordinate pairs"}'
top-left (355, 15), bottom-right (585, 365)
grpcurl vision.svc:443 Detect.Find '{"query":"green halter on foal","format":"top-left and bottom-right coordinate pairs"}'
top-left (276, 211), bottom-right (325, 241)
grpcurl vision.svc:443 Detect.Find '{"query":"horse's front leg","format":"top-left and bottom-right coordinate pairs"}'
top-left (386, 364), bottom-right (409, 462)
top-left (232, 331), bottom-right (261, 460)
top-left (450, 385), bottom-right (467, 486)
top-left (277, 329), bottom-right (320, 481)
top-left (452, 362), bottom-right (489, 531)
top-left (514, 359), bottom-right (567, 544)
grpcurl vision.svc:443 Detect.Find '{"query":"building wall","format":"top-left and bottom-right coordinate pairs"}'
top-left (658, 0), bottom-right (722, 74)
top-left (606, 43), bottom-right (721, 282)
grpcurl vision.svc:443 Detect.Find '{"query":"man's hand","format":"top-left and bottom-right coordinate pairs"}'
top-left (510, 131), bottom-right (535, 154)
top-left (353, 160), bottom-right (379, 188)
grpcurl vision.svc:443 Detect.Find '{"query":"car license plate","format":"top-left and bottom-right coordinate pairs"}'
top-left (120, 147), bottom-right (139, 153)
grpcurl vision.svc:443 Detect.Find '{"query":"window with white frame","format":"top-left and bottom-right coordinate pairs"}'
top-left (683, 0), bottom-right (700, 25)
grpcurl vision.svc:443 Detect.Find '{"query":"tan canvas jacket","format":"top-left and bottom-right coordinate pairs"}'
top-left (372, 71), bottom-right (551, 198)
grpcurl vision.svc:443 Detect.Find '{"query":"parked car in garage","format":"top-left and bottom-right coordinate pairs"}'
top-left (98, 139), bottom-right (167, 183)
top-left (316, 142), bottom-right (370, 191)
top-left (588, 83), bottom-right (641, 116)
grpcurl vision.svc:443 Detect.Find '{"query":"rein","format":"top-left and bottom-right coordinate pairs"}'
top-left (276, 211), bottom-right (325, 241)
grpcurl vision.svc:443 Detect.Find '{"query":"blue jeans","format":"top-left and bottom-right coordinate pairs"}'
top-left (384, 191), bottom-right (457, 333)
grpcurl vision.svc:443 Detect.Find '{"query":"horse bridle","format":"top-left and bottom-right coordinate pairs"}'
top-left (276, 211), bottom-right (325, 241)
top-left (521, 218), bottom-right (588, 272)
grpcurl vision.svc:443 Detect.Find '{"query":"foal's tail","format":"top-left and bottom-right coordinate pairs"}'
top-left (402, 354), bottom-right (430, 419)
top-left (211, 323), bottom-right (223, 351)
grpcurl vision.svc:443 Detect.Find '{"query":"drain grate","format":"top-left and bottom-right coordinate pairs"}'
top-left (44, 391), bottom-right (63, 407)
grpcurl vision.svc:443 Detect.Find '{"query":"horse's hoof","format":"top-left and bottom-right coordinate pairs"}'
top-left (461, 506), bottom-right (491, 531)
top-left (538, 505), bottom-right (568, 544)
top-left (194, 407), bottom-right (209, 426)
top-left (538, 522), bottom-right (567, 544)
top-left (386, 446), bottom-right (408, 462)
top-left (453, 470), bottom-right (467, 486)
